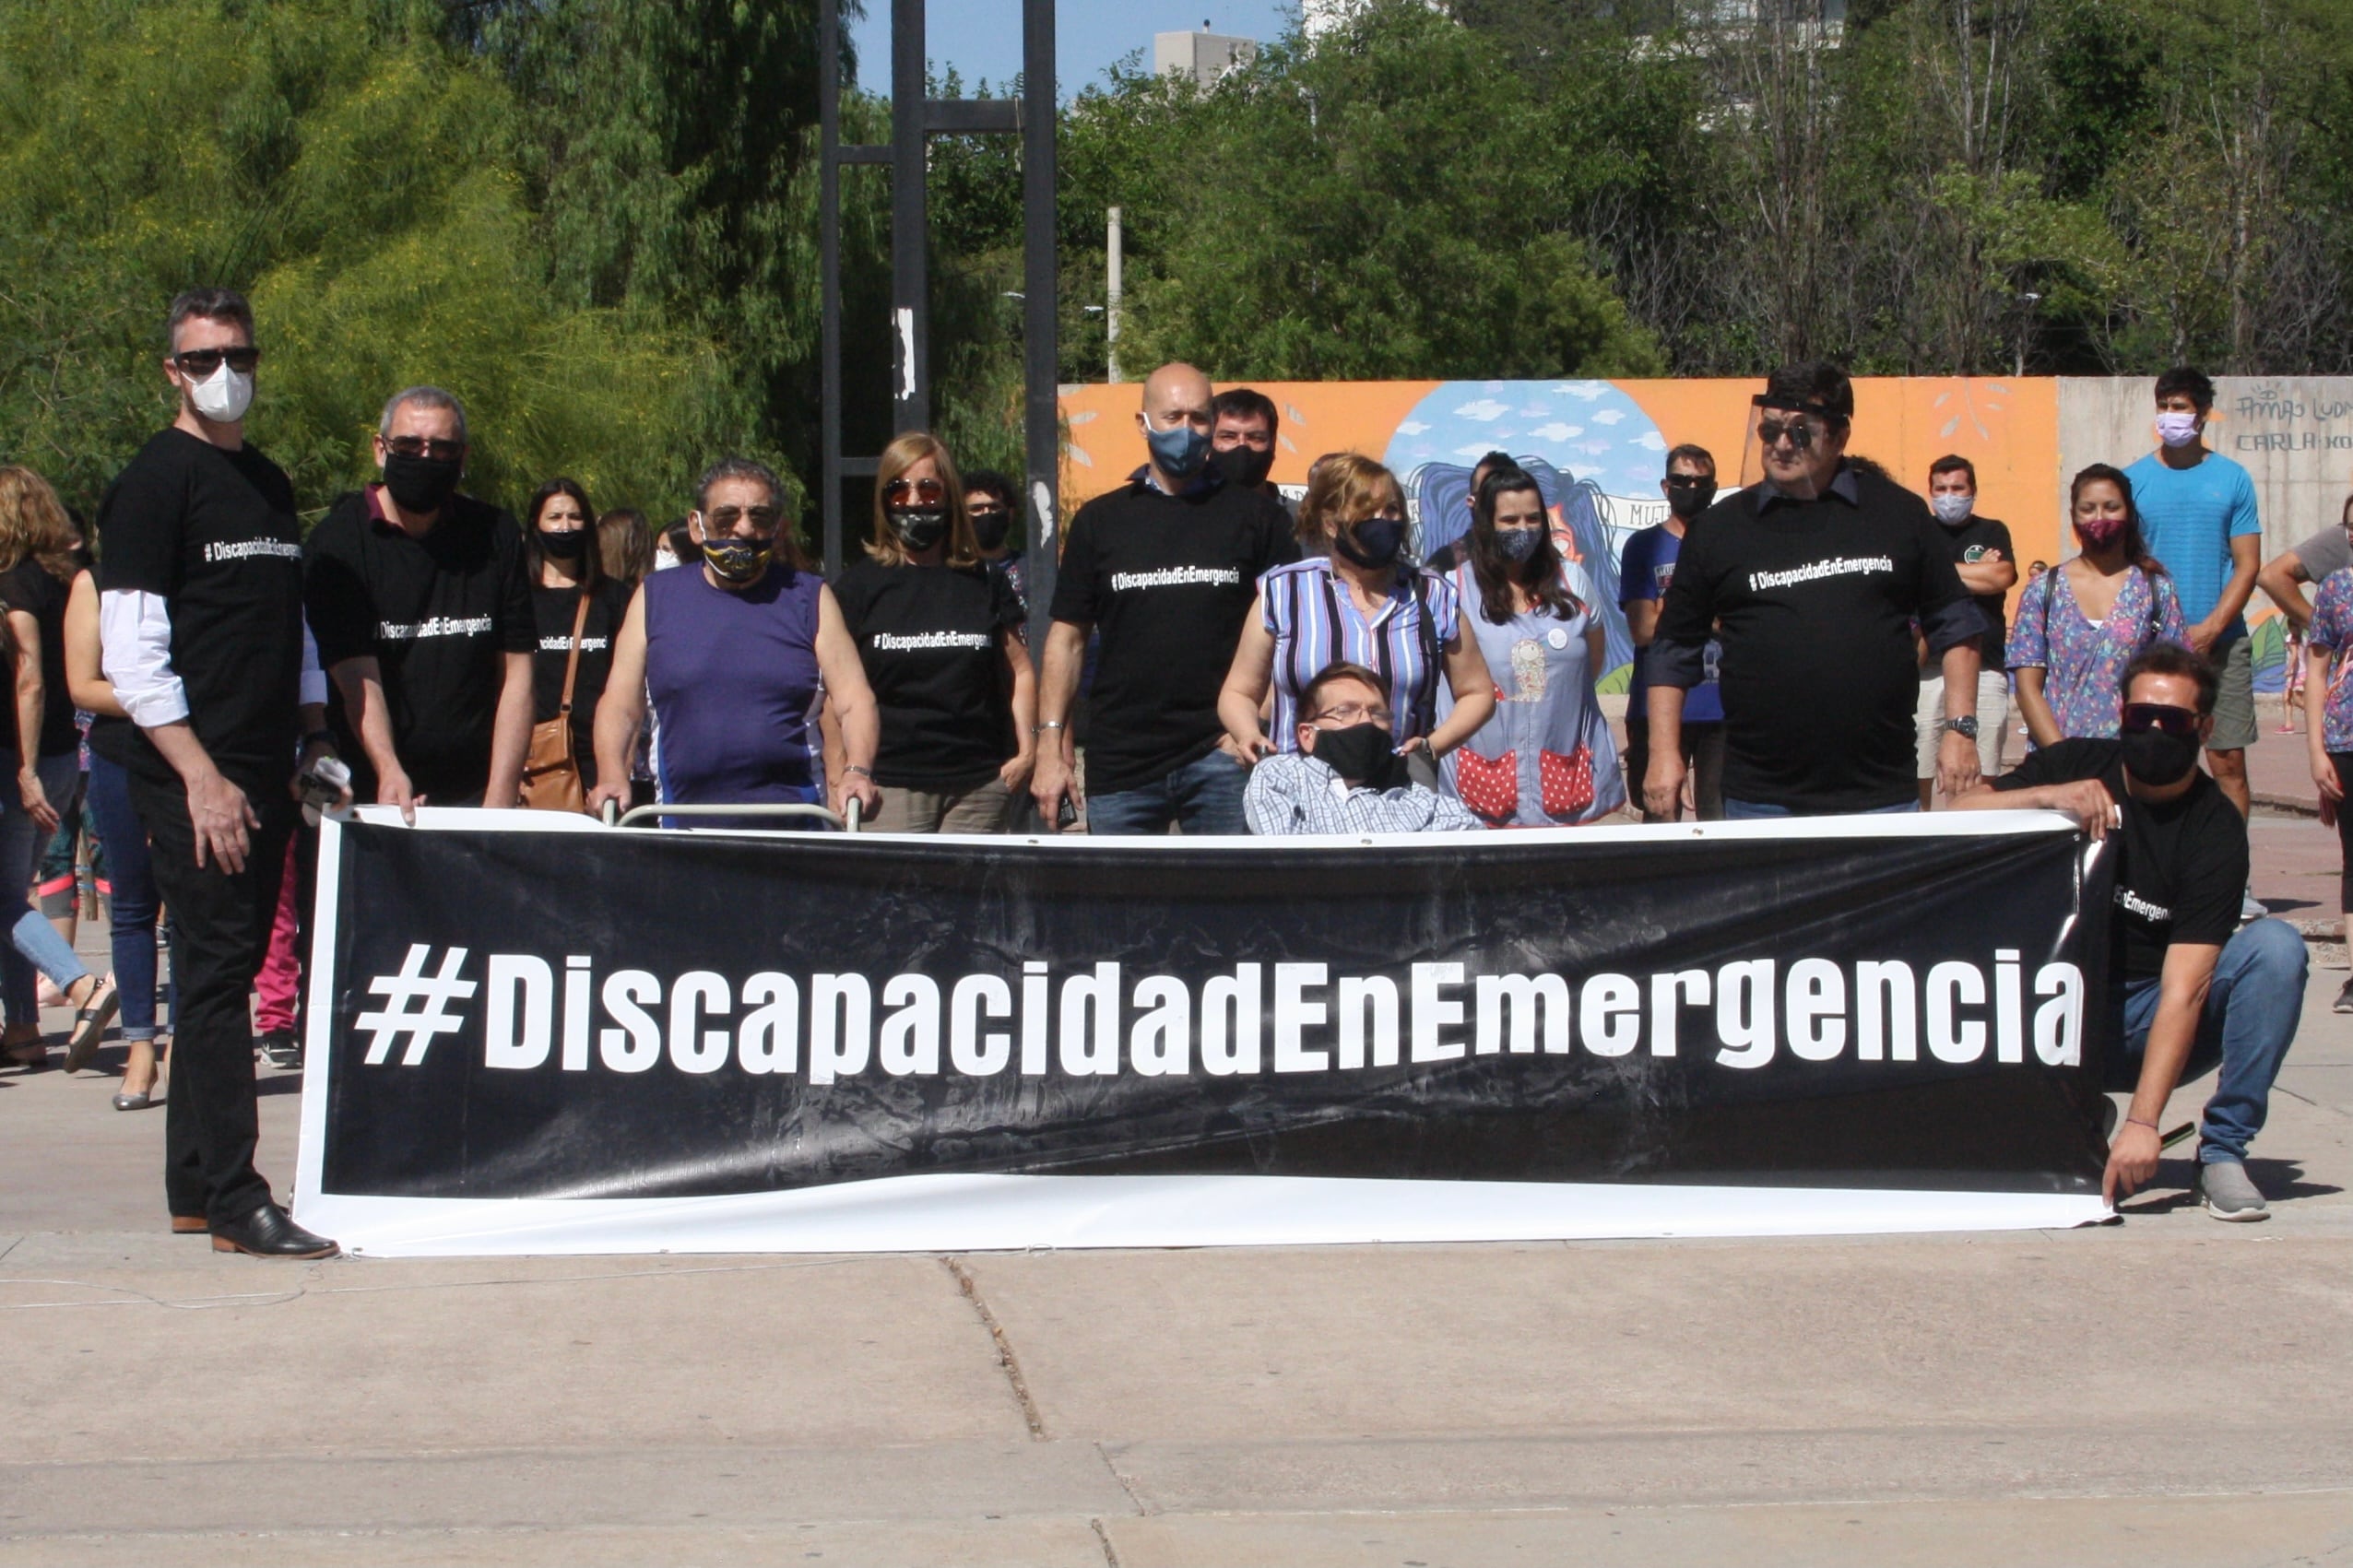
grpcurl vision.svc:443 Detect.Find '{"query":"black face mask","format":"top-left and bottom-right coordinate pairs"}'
top-left (1333, 515), bottom-right (1407, 570)
top-left (1311, 722), bottom-right (1402, 789)
top-left (968, 508), bottom-right (1011, 552)
top-left (1666, 478), bottom-right (1718, 520)
top-left (1216, 444), bottom-right (1274, 490)
top-left (2120, 724), bottom-right (2200, 786)
top-left (383, 453), bottom-right (463, 514)
top-left (888, 507), bottom-right (949, 553)
top-left (538, 526), bottom-right (590, 560)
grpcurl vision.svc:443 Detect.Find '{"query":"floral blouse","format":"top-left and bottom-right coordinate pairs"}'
top-left (2005, 563), bottom-right (2186, 741)
top-left (2304, 569), bottom-right (2353, 753)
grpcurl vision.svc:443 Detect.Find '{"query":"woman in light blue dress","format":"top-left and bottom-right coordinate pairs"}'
top-left (1436, 466), bottom-right (1626, 827)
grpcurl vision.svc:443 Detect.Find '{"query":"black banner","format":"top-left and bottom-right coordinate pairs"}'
top-left (312, 815), bottom-right (2112, 1210)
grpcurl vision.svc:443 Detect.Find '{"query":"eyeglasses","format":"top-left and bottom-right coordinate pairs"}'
top-left (171, 347), bottom-right (260, 377)
top-left (1756, 419), bottom-right (1817, 452)
top-left (1310, 701), bottom-right (1393, 727)
top-left (704, 504), bottom-right (782, 534)
top-left (384, 436), bottom-right (464, 462)
top-left (2121, 702), bottom-right (2200, 737)
top-left (883, 477), bottom-right (946, 502)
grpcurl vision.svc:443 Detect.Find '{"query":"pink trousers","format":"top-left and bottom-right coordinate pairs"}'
top-left (252, 837), bottom-right (299, 1035)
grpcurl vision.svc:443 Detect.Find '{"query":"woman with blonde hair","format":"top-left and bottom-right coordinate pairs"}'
top-left (829, 433), bottom-right (1034, 832)
top-left (1218, 453), bottom-right (1493, 780)
top-left (0, 467), bottom-right (114, 1071)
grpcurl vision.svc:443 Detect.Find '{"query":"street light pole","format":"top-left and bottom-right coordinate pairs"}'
top-left (1106, 206), bottom-right (1123, 384)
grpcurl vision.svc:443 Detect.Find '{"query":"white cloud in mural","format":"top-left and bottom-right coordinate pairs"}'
top-left (1394, 420), bottom-right (1430, 436)
top-left (1453, 442), bottom-right (1496, 458)
top-left (1529, 423), bottom-right (1584, 442)
top-left (1590, 409), bottom-right (1626, 426)
top-left (1632, 430), bottom-right (1667, 451)
top-left (1564, 383), bottom-right (1609, 401)
top-left (1453, 399), bottom-right (1510, 422)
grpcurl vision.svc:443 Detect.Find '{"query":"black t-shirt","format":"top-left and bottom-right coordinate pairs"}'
top-left (834, 558), bottom-right (1025, 789)
top-left (304, 488), bottom-right (535, 803)
top-left (0, 557), bottom-right (82, 758)
top-left (93, 429), bottom-right (308, 796)
top-left (1048, 477), bottom-right (1298, 793)
top-left (1993, 738), bottom-right (2246, 981)
top-left (1933, 513), bottom-right (2014, 674)
top-left (529, 577), bottom-right (634, 789)
top-left (1653, 467), bottom-right (1980, 812)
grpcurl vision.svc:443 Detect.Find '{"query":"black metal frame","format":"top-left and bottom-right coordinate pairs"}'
top-left (818, 0), bottom-right (1058, 656)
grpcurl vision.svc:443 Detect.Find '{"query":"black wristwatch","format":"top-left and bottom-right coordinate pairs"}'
top-left (301, 729), bottom-right (337, 753)
top-left (1939, 715), bottom-right (1980, 740)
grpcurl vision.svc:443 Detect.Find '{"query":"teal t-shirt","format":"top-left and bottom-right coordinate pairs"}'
top-left (2122, 450), bottom-right (2260, 638)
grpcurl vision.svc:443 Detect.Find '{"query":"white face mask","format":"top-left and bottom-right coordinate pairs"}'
top-left (2154, 410), bottom-right (2201, 449)
top-left (1930, 492), bottom-right (1974, 525)
top-left (186, 360), bottom-right (254, 424)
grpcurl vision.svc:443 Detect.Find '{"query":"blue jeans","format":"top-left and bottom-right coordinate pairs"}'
top-left (2112, 917), bottom-right (2306, 1165)
top-left (0, 751), bottom-right (92, 1026)
top-left (1722, 797), bottom-right (1921, 819)
top-left (85, 751), bottom-right (164, 1041)
top-left (1086, 747), bottom-right (1249, 836)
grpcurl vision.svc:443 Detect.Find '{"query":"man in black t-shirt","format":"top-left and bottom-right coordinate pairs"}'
top-left (1033, 362), bottom-right (1297, 835)
top-left (1647, 361), bottom-right (1987, 818)
top-left (1957, 644), bottom-right (2305, 1220)
top-left (302, 386), bottom-right (535, 814)
top-left (96, 288), bottom-right (346, 1258)
top-left (1918, 454), bottom-right (2016, 807)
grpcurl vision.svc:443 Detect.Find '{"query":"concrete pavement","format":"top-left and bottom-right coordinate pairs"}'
top-left (2, 918), bottom-right (2348, 1564)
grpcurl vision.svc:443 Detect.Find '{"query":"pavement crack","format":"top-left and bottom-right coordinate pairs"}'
top-left (1094, 1440), bottom-right (1148, 1515)
top-left (940, 1256), bottom-right (1046, 1441)
top-left (1089, 1515), bottom-right (1124, 1567)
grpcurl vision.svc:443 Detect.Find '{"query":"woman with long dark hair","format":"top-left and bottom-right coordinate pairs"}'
top-left (1433, 466), bottom-right (1625, 826)
top-left (523, 477), bottom-right (633, 800)
top-left (2008, 464), bottom-right (2187, 748)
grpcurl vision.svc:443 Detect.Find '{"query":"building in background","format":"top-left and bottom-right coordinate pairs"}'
top-left (1154, 27), bottom-right (1257, 87)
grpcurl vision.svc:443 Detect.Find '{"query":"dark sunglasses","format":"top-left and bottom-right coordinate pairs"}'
top-left (884, 477), bottom-right (947, 501)
top-left (705, 504), bottom-right (782, 533)
top-left (171, 347), bottom-right (260, 377)
top-left (384, 435), bottom-right (464, 462)
top-left (1663, 475), bottom-right (1715, 490)
top-left (2121, 702), bottom-right (2200, 737)
top-left (1756, 419), bottom-right (1817, 452)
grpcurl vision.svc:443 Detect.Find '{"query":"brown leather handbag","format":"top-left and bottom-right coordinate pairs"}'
top-left (519, 590), bottom-right (591, 814)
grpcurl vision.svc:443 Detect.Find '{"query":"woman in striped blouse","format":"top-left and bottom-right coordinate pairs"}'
top-left (1216, 454), bottom-right (1493, 775)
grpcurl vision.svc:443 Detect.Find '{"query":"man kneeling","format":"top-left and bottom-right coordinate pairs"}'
top-left (1245, 661), bottom-right (1481, 835)
top-left (1954, 643), bottom-right (2304, 1219)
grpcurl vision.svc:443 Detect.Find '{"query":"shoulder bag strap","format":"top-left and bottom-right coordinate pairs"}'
top-left (557, 588), bottom-right (590, 716)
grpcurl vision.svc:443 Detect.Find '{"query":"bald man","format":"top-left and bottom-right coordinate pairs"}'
top-left (1033, 362), bottom-right (1299, 834)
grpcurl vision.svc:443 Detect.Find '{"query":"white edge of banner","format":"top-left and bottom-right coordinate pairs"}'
top-left (291, 812), bottom-right (344, 1211)
top-left (298, 1175), bottom-right (2111, 1259)
top-left (343, 804), bottom-right (2086, 848)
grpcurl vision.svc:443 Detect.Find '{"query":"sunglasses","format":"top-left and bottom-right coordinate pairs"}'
top-left (884, 477), bottom-right (947, 502)
top-left (2121, 702), bottom-right (2200, 737)
top-left (171, 347), bottom-right (260, 377)
top-left (383, 435), bottom-right (465, 462)
top-left (1756, 419), bottom-right (1817, 452)
top-left (704, 504), bottom-right (782, 533)
top-left (1663, 474), bottom-right (1715, 489)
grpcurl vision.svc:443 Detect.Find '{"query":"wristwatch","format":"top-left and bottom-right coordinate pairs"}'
top-left (1940, 715), bottom-right (1980, 740)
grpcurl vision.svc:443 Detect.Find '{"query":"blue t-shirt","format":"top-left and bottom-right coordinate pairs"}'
top-left (1619, 523), bottom-right (1722, 723)
top-left (2123, 450), bottom-right (2260, 639)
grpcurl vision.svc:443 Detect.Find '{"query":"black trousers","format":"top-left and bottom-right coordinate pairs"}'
top-left (127, 765), bottom-right (293, 1223)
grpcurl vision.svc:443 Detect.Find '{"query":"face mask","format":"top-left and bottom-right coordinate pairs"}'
top-left (2120, 723), bottom-right (2199, 786)
top-left (888, 507), bottom-right (949, 553)
top-left (186, 360), bottom-right (254, 424)
top-left (2155, 410), bottom-right (2202, 448)
top-left (2076, 514), bottom-right (2126, 549)
top-left (700, 534), bottom-right (773, 584)
top-left (1310, 722), bottom-right (1402, 789)
top-left (1665, 480), bottom-right (1717, 520)
top-left (1493, 525), bottom-right (1543, 562)
top-left (1143, 414), bottom-right (1212, 480)
top-left (538, 526), bottom-right (590, 560)
top-left (968, 508), bottom-right (1011, 552)
top-left (1333, 515), bottom-right (1407, 570)
top-left (1216, 444), bottom-right (1273, 489)
top-left (1931, 493), bottom-right (1975, 525)
top-left (383, 453), bottom-right (463, 514)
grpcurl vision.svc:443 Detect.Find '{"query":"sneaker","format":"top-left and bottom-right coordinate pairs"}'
top-left (256, 1030), bottom-right (301, 1070)
top-left (2335, 976), bottom-right (2353, 1015)
top-left (2199, 1160), bottom-right (2269, 1221)
top-left (2239, 890), bottom-right (2267, 924)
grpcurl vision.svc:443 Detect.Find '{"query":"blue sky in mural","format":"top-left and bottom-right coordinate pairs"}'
top-left (1381, 381), bottom-right (1671, 501)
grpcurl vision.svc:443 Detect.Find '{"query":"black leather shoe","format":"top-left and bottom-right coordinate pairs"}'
top-left (209, 1203), bottom-right (339, 1259)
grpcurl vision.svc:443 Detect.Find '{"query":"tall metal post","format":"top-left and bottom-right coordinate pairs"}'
top-left (891, 0), bottom-right (929, 436)
top-left (1022, 0), bottom-right (1058, 657)
top-left (1106, 206), bottom-right (1123, 384)
top-left (818, 0), bottom-right (845, 576)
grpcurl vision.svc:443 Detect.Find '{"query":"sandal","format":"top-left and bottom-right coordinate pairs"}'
top-left (63, 974), bottom-right (118, 1074)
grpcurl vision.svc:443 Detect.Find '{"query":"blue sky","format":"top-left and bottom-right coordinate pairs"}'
top-left (848, 1), bottom-right (1299, 98)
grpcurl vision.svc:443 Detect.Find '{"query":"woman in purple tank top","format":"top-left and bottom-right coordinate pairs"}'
top-left (589, 459), bottom-right (881, 824)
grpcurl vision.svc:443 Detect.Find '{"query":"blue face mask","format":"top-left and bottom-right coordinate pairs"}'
top-left (1143, 413), bottom-right (1212, 480)
top-left (1493, 525), bottom-right (1543, 562)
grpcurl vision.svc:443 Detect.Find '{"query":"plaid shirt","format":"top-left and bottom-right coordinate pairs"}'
top-left (1243, 752), bottom-right (1483, 836)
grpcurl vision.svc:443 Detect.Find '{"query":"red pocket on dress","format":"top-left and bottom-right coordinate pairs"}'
top-left (1539, 746), bottom-right (1596, 818)
top-left (1452, 747), bottom-right (1519, 824)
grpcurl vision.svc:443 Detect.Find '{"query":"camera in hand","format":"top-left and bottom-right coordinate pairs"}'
top-left (299, 753), bottom-right (352, 826)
